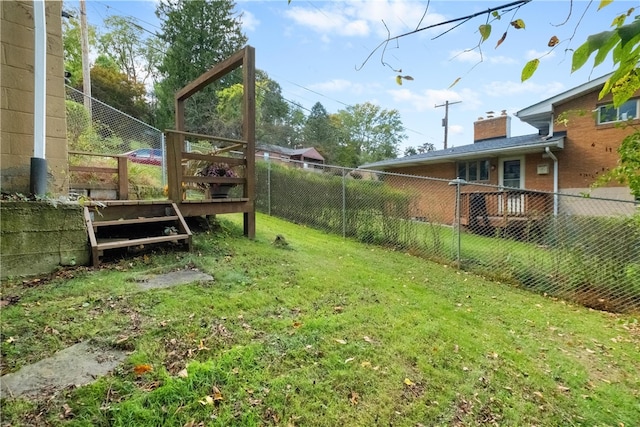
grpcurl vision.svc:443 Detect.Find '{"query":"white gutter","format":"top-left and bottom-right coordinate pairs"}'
top-left (31, 0), bottom-right (47, 195)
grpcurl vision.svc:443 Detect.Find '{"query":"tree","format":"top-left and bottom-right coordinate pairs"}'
top-left (213, 73), bottom-right (294, 143)
top-left (81, 55), bottom-right (150, 121)
top-left (304, 102), bottom-right (338, 161)
top-left (333, 102), bottom-right (406, 167)
top-left (62, 12), bottom-right (97, 86)
top-left (155, 0), bottom-right (247, 132)
top-left (99, 15), bottom-right (163, 88)
top-left (404, 142), bottom-right (435, 157)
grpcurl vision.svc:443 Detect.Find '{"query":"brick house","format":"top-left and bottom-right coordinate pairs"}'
top-left (360, 74), bottom-right (637, 226)
top-left (1, 1), bottom-right (68, 195)
top-left (256, 143), bottom-right (325, 169)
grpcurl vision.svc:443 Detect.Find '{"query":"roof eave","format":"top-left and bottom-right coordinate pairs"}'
top-left (360, 137), bottom-right (564, 171)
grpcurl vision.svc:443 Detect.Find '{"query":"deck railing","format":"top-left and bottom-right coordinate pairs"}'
top-left (460, 190), bottom-right (553, 229)
top-left (68, 150), bottom-right (129, 200)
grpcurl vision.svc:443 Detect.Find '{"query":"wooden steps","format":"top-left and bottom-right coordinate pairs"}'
top-left (84, 202), bottom-right (192, 265)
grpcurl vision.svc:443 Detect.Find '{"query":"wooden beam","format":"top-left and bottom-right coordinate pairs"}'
top-left (182, 152), bottom-right (245, 167)
top-left (165, 129), bottom-right (247, 146)
top-left (175, 47), bottom-right (247, 101)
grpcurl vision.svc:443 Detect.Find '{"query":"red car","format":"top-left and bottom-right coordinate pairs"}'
top-left (124, 148), bottom-right (163, 166)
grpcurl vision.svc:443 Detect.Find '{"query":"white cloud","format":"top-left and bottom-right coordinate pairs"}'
top-left (448, 49), bottom-right (517, 65)
top-left (525, 49), bottom-right (557, 61)
top-left (284, 7), bottom-right (370, 37)
top-left (482, 80), bottom-right (565, 98)
top-left (308, 79), bottom-right (381, 96)
top-left (283, 1), bottom-right (447, 41)
top-left (387, 87), bottom-right (481, 112)
top-left (240, 10), bottom-right (259, 32)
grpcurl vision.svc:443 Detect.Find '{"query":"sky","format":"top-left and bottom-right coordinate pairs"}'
top-left (76, 0), bottom-right (627, 155)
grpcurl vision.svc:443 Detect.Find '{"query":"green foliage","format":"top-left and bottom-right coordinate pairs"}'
top-left (62, 13), bottom-right (97, 86)
top-left (154, 0), bottom-right (247, 132)
top-left (81, 60), bottom-right (150, 121)
top-left (333, 102), bottom-right (406, 167)
top-left (65, 100), bottom-right (91, 149)
top-left (255, 161), bottom-right (414, 246)
top-left (99, 15), bottom-right (162, 87)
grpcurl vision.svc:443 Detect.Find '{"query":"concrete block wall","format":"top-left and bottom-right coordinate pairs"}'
top-left (0, 202), bottom-right (89, 278)
top-left (1, 1), bottom-right (68, 195)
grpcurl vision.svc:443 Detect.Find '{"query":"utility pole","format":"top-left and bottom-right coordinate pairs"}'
top-left (435, 100), bottom-right (461, 149)
top-left (80, 0), bottom-right (92, 115)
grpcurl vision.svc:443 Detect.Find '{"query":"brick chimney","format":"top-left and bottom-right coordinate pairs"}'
top-left (474, 110), bottom-right (511, 142)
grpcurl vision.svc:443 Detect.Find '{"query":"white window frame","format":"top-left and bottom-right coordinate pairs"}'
top-left (456, 159), bottom-right (491, 182)
top-left (597, 99), bottom-right (639, 124)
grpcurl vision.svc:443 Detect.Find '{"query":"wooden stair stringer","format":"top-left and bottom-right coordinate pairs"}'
top-left (83, 204), bottom-right (193, 265)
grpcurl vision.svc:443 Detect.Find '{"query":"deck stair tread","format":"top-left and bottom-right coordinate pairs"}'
top-left (84, 202), bottom-right (192, 265)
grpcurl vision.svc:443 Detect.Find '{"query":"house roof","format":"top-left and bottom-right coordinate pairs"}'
top-left (359, 132), bottom-right (566, 171)
top-left (257, 143), bottom-right (325, 161)
top-left (516, 73), bottom-right (611, 131)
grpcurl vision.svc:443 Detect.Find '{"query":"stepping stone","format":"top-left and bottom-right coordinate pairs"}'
top-left (0, 341), bottom-right (126, 398)
top-left (136, 269), bottom-right (213, 291)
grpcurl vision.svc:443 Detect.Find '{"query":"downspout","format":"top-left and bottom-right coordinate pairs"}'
top-left (545, 147), bottom-right (558, 216)
top-left (31, 0), bottom-right (47, 196)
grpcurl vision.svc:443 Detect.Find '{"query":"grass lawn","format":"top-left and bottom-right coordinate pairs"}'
top-left (1, 213), bottom-right (639, 426)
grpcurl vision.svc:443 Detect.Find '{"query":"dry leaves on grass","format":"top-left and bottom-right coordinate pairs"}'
top-left (133, 364), bottom-right (153, 376)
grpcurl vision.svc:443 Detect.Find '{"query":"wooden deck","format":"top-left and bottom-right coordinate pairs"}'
top-left (460, 190), bottom-right (553, 234)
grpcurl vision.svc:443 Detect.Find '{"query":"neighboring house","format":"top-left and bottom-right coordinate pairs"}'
top-left (256, 143), bottom-right (325, 169)
top-left (360, 74), bottom-right (636, 227)
top-left (1, 1), bottom-right (68, 195)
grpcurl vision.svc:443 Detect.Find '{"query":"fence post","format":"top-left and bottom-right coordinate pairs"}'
top-left (267, 159), bottom-right (272, 216)
top-left (342, 169), bottom-right (347, 238)
top-left (449, 178), bottom-right (467, 268)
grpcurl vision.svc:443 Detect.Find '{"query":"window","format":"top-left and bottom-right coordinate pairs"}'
top-left (457, 159), bottom-right (490, 181)
top-left (597, 99), bottom-right (638, 124)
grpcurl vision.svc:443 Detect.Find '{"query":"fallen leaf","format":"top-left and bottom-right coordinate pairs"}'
top-left (350, 391), bottom-right (359, 405)
top-left (333, 306), bottom-right (343, 312)
top-left (363, 336), bottom-right (374, 343)
top-left (404, 378), bottom-right (414, 386)
top-left (335, 339), bottom-right (347, 345)
top-left (177, 369), bottom-right (188, 378)
top-left (5, 336), bottom-right (15, 344)
top-left (345, 357), bottom-right (355, 363)
top-left (361, 361), bottom-right (371, 368)
top-left (134, 364), bottom-right (153, 376)
top-left (533, 391), bottom-right (544, 399)
top-left (199, 396), bottom-right (214, 406)
top-left (557, 385), bottom-right (570, 392)
top-left (212, 386), bottom-right (223, 402)
top-left (292, 321), bottom-right (302, 328)
top-left (198, 340), bottom-right (209, 351)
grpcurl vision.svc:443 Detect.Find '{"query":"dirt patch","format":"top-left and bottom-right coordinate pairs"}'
top-left (0, 341), bottom-right (126, 398)
top-left (135, 269), bottom-right (214, 291)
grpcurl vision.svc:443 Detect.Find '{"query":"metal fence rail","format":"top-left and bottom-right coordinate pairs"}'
top-left (255, 159), bottom-right (640, 313)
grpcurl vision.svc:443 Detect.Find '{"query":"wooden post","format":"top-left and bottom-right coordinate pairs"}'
top-left (165, 132), bottom-right (183, 202)
top-left (117, 156), bottom-right (128, 200)
top-left (243, 46), bottom-right (256, 239)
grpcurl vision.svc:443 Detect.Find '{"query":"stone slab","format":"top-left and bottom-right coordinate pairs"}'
top-left (137, 269), bottom-right (214, 291)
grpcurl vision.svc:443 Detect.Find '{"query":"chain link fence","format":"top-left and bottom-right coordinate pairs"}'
top-left (255, 159), bottom-right (640, 313)
top-left (65, 86), bottom-right (165, 198)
